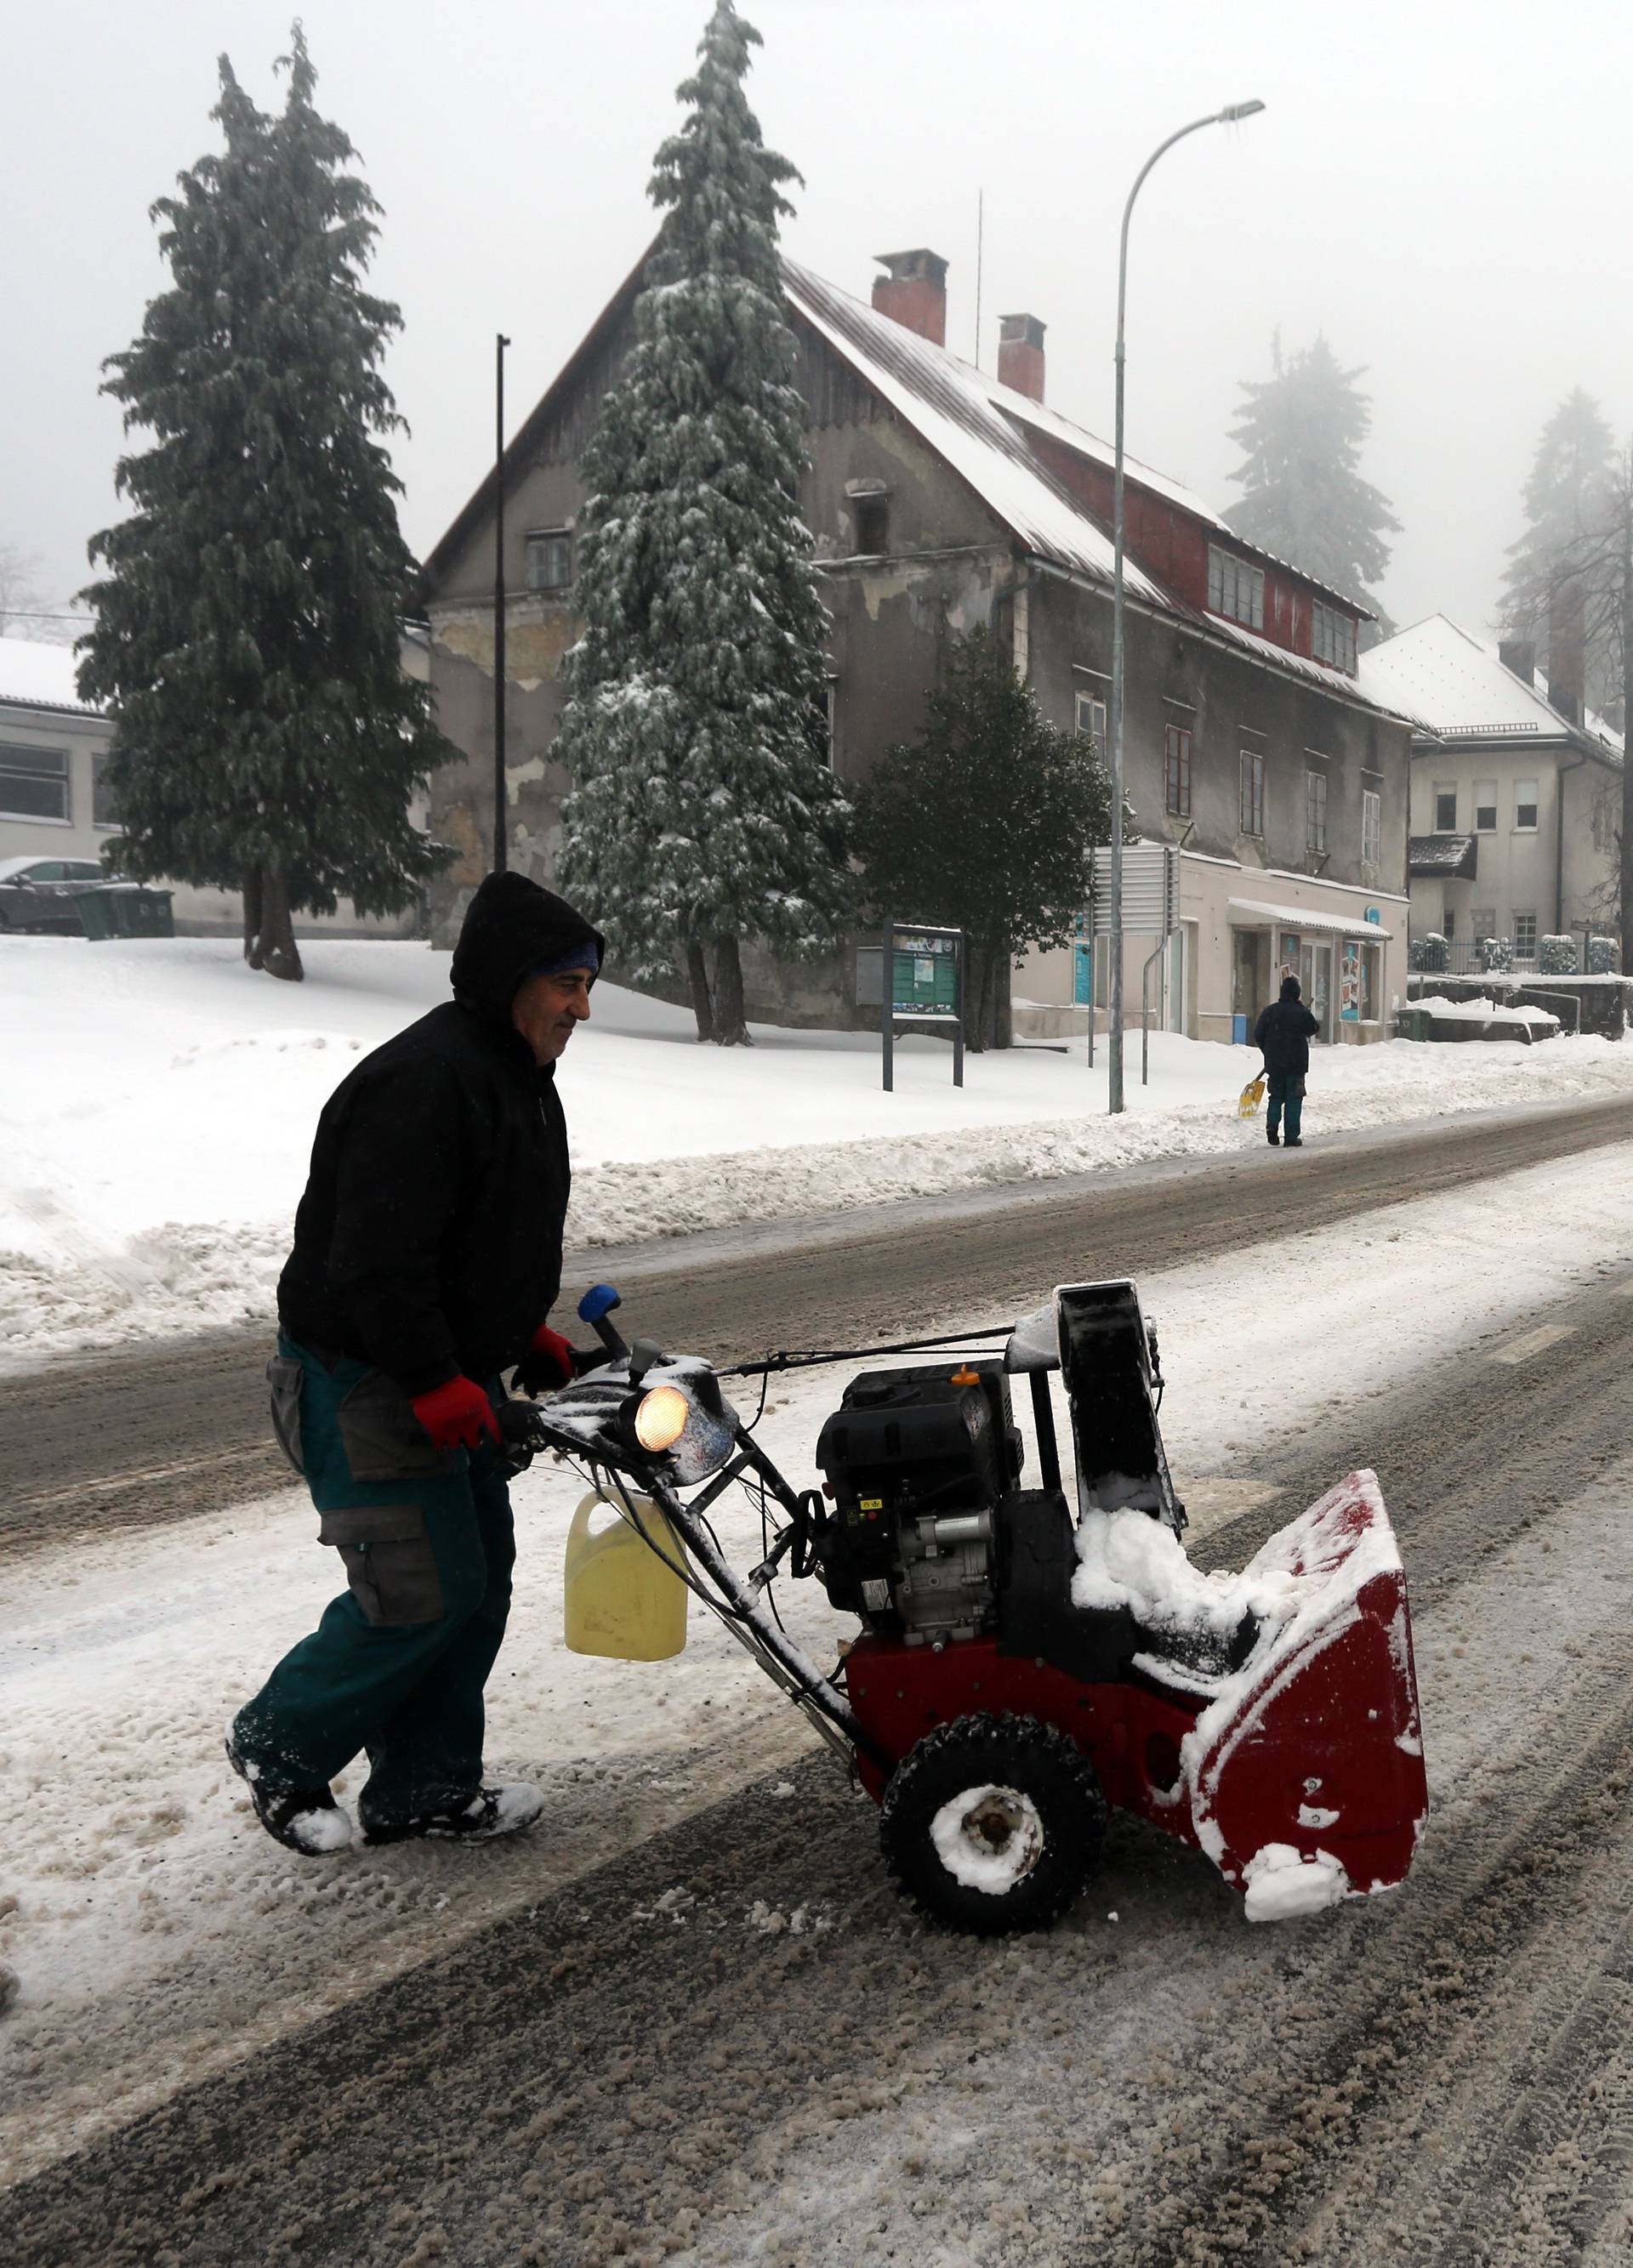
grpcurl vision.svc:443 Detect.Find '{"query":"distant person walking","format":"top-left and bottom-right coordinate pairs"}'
top-left (1254, 975), bottom-right (1321, 1149)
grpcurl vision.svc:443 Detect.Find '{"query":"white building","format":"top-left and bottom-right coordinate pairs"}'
top-left (1358, 614), bottom-right (1624, 963)
top-left (0, 635), bottom-right (430, 938)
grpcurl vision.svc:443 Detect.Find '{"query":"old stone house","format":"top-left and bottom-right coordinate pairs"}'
top-left (421, 245), bottom-right (1417, 1044)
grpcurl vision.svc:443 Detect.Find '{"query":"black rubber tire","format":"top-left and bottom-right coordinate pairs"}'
top-left (879, 1710), bottom-right (1107, 1936)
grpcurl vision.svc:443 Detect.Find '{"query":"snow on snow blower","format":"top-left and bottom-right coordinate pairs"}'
top-left (507, 1280), bottom-right (1427, 1935)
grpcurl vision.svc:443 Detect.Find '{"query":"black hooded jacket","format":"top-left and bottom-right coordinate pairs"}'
top-left (1253, 990), bottom-right (1321, 1077)
top-left (277, 874), bottom-right (605, 1395)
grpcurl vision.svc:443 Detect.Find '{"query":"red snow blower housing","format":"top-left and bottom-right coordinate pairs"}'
top-left (515, 1280), bottom-right (1427, 1935)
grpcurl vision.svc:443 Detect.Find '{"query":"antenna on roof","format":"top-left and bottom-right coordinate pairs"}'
top-left (973, 188), bottom-right (985, 367)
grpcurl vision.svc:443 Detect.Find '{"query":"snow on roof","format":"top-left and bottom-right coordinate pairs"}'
top-left (1408, 834), bottom-right (1478, 878)
top-left (783, 258), bottom-right (1164, 608)
top-left (781, 260), bottom-right (1391, 708)
top-left (0, 636), bottom-right (100, 716)
top-left (1358, 613), bottom-right (1624, 761)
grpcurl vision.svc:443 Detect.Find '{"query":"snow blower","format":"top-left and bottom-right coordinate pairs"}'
top-left (506, 1280), bottom-right (1427, 1935)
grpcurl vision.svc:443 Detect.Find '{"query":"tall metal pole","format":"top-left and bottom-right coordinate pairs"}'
top-left (1108, 101), bottom-right (1263, 1113)
top-left (493, 331), bottom-right (511, 875)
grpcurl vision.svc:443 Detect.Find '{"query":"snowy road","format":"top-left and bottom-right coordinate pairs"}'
top-left (6, 1088), bottom-right (1633, 1555)
top-left (9, 1132), bottom-right (1633, 2263)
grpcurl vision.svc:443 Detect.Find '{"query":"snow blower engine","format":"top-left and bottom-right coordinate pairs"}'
top-left (515, 1279), bottom-right (1428, 1935)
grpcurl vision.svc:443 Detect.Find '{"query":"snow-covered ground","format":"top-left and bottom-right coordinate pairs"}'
top-left (6, 1140), bottom-right (1633, 2181)
top-left (6, 935), bottom-right (1633, 1367)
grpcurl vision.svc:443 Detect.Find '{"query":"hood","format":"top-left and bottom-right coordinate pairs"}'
top-left (449, 873), bottom-right (606, 1026)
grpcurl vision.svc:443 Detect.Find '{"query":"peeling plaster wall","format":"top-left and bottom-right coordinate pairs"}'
top-left (423, 319), bottom-right (1019, 1004)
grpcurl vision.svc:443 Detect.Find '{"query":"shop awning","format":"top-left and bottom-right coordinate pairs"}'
top-left (1228, 896), bottom-right (1394, 941)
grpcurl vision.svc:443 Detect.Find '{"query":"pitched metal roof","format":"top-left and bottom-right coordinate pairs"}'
top-left (1359, 613), bottom-right (1624, 765)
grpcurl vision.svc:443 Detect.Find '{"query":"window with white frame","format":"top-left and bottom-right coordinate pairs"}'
top-left (1238, 747), bottom-right (1265, 836)
top-left (1471, 908), bottom-right (1496, 943)
top-left (1514, 779), bottom-right (1539, 830)
top-left (92, 753), bottom-right (120, 828)
top-left (525, 529), bottom-right (572, 591)
top-left (1311, 601), bottom-right (1357, 674)
top-left (0, 743), bottom-right (69, 821)
top-left (1362, 787), bottom-right (1380, 867)
top-left (1474, 781), bottom-right (1497, 831)
top-left (1434, 783), bottom-right (1458, 831)
top-left (1074, 691), bottom-right (1107, 751)
top-left (1164, 724), bottom-right (1192, 818)
top-left (1207, 546), bottom-right (1265, 631)
top-left (1306, 769), bottom-right (1328, 854)
top-left (1513, 912), bottom-right (1537, 956)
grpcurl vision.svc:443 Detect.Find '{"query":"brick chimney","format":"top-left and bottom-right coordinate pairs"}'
top-left (1547, 582), bottom-right (1586, 725)
top-left (997, 313), bottom-right (1046, 401)
top-left (872, 249), bottom-right (947, 346)
top-left (1498, 637), bottom-right (1537, 685)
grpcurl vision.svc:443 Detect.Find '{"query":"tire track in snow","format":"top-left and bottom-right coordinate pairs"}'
top-left (14, 1309), bottom-right (1633, 2265)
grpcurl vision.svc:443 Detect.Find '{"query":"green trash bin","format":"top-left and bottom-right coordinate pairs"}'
top-left (77, 884), bottom-right (175, 940)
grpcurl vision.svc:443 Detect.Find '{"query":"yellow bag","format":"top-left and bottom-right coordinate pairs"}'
top-left (1237, 1076), bottom-right (1266, 1120)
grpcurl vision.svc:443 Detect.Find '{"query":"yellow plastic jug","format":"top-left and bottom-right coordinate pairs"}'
top-left (564, 1489), bottom-right (690, 1661)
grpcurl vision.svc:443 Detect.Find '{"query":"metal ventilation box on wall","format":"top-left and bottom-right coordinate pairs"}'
top-left (1086, 844), bottom-right (1181, 937)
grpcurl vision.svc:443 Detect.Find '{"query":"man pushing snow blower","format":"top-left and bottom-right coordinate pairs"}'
top-left (227, 873), bottom-right (603, 1856)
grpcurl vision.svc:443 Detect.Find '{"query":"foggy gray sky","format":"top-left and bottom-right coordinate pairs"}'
top-left (7, 0), bottom-right (1631, 641)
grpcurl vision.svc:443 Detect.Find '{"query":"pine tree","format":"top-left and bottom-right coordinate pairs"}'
top-left (555, 0), bottom-right (850, 1045)
top-left (1502, 389), bottom-right (1619, 711)
top-left (853, 628), bottom-right (1124, 1051)
top-left (78, 27), bottom-right (452, 982)
top-left (1225, 335), bottom-right (1399, 632)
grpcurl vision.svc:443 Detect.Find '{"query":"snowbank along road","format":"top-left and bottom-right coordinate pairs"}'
top-left (9, 1121), bottom-right (1633, 2262)
top-left (5, 1089), bottom-right (1633, 1555)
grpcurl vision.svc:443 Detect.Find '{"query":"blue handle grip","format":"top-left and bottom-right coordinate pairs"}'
top-left (578, 1282), bottom-right (627, 1358)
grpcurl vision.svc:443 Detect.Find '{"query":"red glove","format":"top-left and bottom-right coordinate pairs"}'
top-left (412, 1375), bottom-right (500, 1452)
top-left (517, 1322), bottom-right (577, 1397)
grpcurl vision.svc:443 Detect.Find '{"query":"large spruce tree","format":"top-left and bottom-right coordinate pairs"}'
top-left (853, 629), bottom-right (1123, 1051)
top-left (78, 27), bottom-right (451, 981)
top-left (556, 0), bottom-right (850, 1045)
top-left (1502, 388), bottom-right (1619, 713)
top-left (1225, 334), bottom-right (1399, 634)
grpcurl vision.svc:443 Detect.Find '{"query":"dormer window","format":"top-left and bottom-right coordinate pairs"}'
top-left (1207, 546), bottom-right (1264, 632)
top-left (526, 529), bottom-right (572, 591)
top-left (848, 490), bottom-right (885, 551)
top-left (1312, 601), bottom-right (1357, 674)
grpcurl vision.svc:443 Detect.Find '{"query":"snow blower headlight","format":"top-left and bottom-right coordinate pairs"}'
top-left (634, 1384), bottom-right (691, 1454)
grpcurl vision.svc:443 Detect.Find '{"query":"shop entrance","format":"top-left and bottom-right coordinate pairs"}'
top-left (1300, 940), bottom-right (1333, 1039)
top-left (1232, 929), bottom-right (1269, 1026)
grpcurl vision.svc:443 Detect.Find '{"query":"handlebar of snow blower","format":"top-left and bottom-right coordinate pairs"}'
top-left (578, 1282), bottom-right (629, 1361)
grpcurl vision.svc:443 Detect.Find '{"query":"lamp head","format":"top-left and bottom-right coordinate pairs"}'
top-left (1219, 99), bottom-right (1266, 121)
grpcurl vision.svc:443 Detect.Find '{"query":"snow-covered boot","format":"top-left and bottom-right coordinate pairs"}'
top-left (225, 1735), bottom-right (353, 1856)
top-left (361, 1782), bottom-right (546, 1848)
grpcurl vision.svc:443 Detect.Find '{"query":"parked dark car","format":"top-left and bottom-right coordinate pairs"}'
top-left (0, 855), bottom-right (109, 933)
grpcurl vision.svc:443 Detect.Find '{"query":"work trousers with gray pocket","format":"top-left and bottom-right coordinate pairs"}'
top-left (1266, 1071), bottom-right (1306, 1143)
top-left (230, 1336), bottom-right (515, 1831)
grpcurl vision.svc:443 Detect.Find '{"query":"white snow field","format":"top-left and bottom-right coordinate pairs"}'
top-left (5, 935), bottom-right (1633, 1366)
top-left (6, 1140), bottom-right (1633, 2181)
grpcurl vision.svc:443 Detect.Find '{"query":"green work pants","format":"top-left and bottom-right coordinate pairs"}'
top-left (1267, 1071), bottom-right (1305, 1142)
top-left (230, 1337), bottom-right (515, 1831)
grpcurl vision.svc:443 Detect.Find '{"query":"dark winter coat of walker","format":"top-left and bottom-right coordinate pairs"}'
top-left (1254, 976), bottom-right (1321, 1148)
top-left (229, 873), bottom-right (605, 1856)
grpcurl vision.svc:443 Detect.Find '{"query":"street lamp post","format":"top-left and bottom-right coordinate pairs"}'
top-left (1107, 99), bottom-right (1265, 1114)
